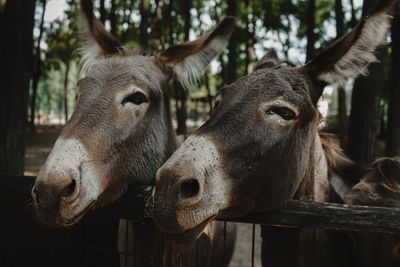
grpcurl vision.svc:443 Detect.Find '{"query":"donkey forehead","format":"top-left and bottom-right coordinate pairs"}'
top-left (84, 55), bottom-right (166, 94)
top-left (223, 67), bottom-right (312, 108)
top-left (250, 67), bottom-right (310, 97)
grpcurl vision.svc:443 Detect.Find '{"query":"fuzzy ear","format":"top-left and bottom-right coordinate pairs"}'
top-left (371, 157), bottom-right (400, 186)
top-left (328, 153), bottom-right (366, 200)
top-left (79, 0), bottom-right (123, 72)
top-left (254, 49), bottom-right (279, 71)
top-left (328, 156), bottom-right (365, 201)
top-left (158, 17), bottom-right (236, 90)
top-left (305, 0), bottom-right (396, 100)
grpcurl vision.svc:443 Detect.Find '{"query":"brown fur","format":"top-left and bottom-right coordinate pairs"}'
top-left (328, 148), bottom-right (400, 267)
top-left (153, 2), bottom-right (396, 267)
top-left (320, 131), bottom-right (400, 267)
top-left (33, 2), bottom-right (237, 266)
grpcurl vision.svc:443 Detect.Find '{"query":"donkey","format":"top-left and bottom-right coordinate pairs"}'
top-left (326, 142), bottom-right (400, 267)
top-left (153, 0), bottom-right (396, 265)
top-left (327, 146), bottom-right (400, 207)
top-left (31, 0), bottom-right (236, 266)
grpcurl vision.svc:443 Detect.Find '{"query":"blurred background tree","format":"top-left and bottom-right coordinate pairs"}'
top-left (0, 0), bottom-right (399, 175)
top-left (0, 0), bottom-right (35, 175)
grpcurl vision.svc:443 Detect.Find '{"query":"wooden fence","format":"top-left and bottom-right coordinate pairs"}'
top-left (1, 175), bottom-right (400, 267)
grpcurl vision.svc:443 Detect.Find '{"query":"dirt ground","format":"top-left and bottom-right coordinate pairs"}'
top-left (24, 125), bottom-right (62, 176)
top-left (24, 125), bottom-right (262, 267)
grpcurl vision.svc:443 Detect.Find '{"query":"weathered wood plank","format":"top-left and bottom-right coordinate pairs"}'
top-left (1, 175), bottom-right (400, 234)
top-left (0, 175), bottom-right (120, 267)
top-left (225, 201), bottom-right (400, 234)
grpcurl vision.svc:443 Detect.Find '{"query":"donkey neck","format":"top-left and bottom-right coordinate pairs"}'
top-left (121, 89), bottom-right (177, 188)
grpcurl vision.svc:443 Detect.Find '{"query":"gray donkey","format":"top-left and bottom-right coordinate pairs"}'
top-left (153, 0), bottom-right (397, 266)
top-left (31, 0), bottom-right (236, 266)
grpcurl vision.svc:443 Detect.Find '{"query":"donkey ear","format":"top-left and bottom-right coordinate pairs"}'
top-left (79, 0), bottom-right (123, 70)
top-left (329, 156), bottom-right (365, 201)
top-left (371, 157), bottom-right (400, 184)
top-left (254, 49), bottom-right (279, 71)
top-left (158, 17), bottom-right (236, 89)
top-left (305, 0), bottom-right (396, 99)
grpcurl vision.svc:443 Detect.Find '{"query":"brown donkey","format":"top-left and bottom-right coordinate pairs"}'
top-left (153, 0), bottom-right (397, 264)
top-left (328, 148), bottom-right (400, 267)
top-left (31, 0), bottom-right (236, 266)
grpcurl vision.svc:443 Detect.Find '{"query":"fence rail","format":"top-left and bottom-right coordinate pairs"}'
top-left (1, 175), bottom-right (400, 233)
top-left (2, 175), bottom-right (400, 267)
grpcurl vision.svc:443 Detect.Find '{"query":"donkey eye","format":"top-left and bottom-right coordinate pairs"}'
top-left (266, 107), bottom-right (296, 120)
top-left (122, 92), bottom-right (148, 106)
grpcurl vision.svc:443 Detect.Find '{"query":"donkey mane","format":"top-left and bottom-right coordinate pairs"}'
top-left (319, 133), bottom-right (344, 170)
top-left (320, 132), bottom-right (366, 186)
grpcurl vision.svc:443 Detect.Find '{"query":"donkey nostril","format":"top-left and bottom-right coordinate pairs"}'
top-left (61, 179), bottom-right (77, 198)
top-left (180, 179), bottom-right (200, 200)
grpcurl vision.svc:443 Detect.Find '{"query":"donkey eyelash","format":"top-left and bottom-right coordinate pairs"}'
top-left (121, 92), bottom-right (148, 106)
top-left (265, 106), bottom-right (297, 120)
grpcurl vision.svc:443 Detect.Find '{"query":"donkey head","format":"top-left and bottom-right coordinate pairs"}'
top-left (348, 157), bottom-right (400, 263)
top-left (32, 0), bottom-right (235, 227)
top-left (331, 157), bottom-right (400, 207)
top-left (328, 149), bottom-right (400, 264)
top-left (153, 0), bottom-right (396, 239)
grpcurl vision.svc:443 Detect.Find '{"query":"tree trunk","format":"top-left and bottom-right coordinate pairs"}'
top-left (350, 0), bottom-right (357, 27)
top-left (244, 0), bottom-right (255, 75)
top-left (30, 70), bottom-right (40, 129)
top-left (335, 0), bottom-right (347, 148)
top-left (347, 0), bottom-right (387, 164)
top-left (153, 0), bottom-right (163, 49)
top-left (386, 3), bottom-right (400, 156)
top-left (110, 0), bottom-right (117, 36)
top-left (167, 0), bottom-right (174, 46)
top-left (139, 0), bottom-right (149, 50)
top-left (219, 54), bottom-right (227, 86)
top-left (121, 0), bottom-right (135, 43)
top-left (63, 62), bottom-right (71, 123)
top-left (119, 0), bottom-right (130, 42)
top-left (0, 0), bottom-right (35, 175)
top-left (226, 0), bottom-right (237, 84)
top-left (306, 0), bottom-right (316, 62)
top-left (99, 0), bottom-right (106, 24)
top-left (175, 87), bottom-right (188, 135)
top-left (175, 0), bottom-right (191, 135)
top-left (204, 72), bottom-right (213, 115)
top-left (29, 0), bottom-right (47, 130)
top-left (183, 0), bottom-right (191, 42)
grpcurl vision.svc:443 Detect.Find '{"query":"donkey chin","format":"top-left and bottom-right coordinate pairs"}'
top-left (153, 205), bottom-right (218, 245)
top-left (32, 178), bottom-right (106, 227)
top-left (34, 194), bottom-right (97, 228)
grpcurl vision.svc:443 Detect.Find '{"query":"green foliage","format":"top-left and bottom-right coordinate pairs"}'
top-left (31, 0), bottom-right (374, 122)
top-left (46, 0), bottom-right (79, 68)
